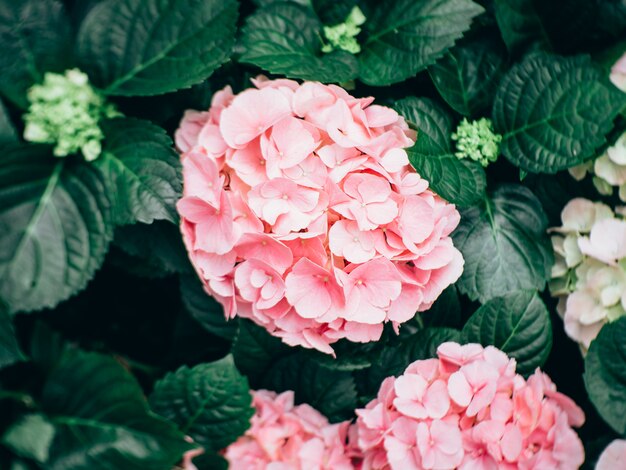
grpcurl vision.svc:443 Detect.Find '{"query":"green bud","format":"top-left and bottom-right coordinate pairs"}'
top-left (322, 6), bottom-right (366, 55)
top-left (23, 69), bottom-right (120, 161)
top-left (451, 118), bottom-right (502, 167)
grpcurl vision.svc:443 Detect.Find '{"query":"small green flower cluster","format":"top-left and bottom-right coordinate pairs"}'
top-left (23, 69), bottom-right (120, 161)
top-left (451, 118), bottom-right (502, 167)
top-left (321, 7), bottom-right (366, 55)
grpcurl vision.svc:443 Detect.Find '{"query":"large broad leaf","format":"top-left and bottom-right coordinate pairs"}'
top-left (114, 221), bottom-right (191, 276)
top-left (180, 275), bottom-right (238, 341)
top-left (77, 0), bottom-right (238, 96)
top-left (2, 414), bottom-right (56, 464)
top-left (232, 319), bottom-right (291, 386)
top-left (584, 317), bottom-right (626, 434)
top-left (0, 0), bottom-right (71, 107)
top-left (150, 355), bottom-right (253, 452)
top-left (358, 0), bottom-right (484, 86)
top-left (239, 2), bottom-right (359, 83)
top-left (6, 350), bottom-right (194, 469)
top-left (462, 290), bottom-right (552, 375)
top-left (96, 118), bottom-right (181, 225)
top-left (428, 35), bottom-right (507, 117)
top-left (0, 145), bottom-right (113, 313)
top-left (0, 302), bottom-right (25, 368)
top-left (394, 97), bottom-right (486, 207)
top-left (492, 0), bottom-right (550, 54)
top-left (453, 185), bottom-right (553, 303)
top-left (262, 352), bottom-right (357, 422)
top-left (493, 53), bottom-right (626, 173)
top-left (45, 351), bottom-right (195, 469)
top-left (0, 99), bottom-right (17, 144)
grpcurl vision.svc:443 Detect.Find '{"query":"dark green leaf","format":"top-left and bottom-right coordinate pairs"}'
top-left (77, 0), bottom-right (238, 96)
top-left (429, 35), bottom-right (507, 116)
top-left (0, 0), bottom-right (71, 107)
top-left (42, 350), bottom-right (194, 470)
top-left (453, 185), bottom-right (553, 302)
top-left (2, 414), bottom-right (55, 463)
top-left (394, 97), bottom-right (486, 207)
top-left (232, 319), bottom-right (291, 386)
top-left (97, 118), bottom-right (181, 225)
top-left (262, 352), bottom-right (357, 422)
top-left (312, 0), bottom-right (357, 25)
top-left (421, 286), bottom-right (462, 328)
top-left (493, 53), bottom-right (626, 173)
top-left (0, 99), bottom-right (17, 144)
top-left (240, 2), bottom-right (359, 83)
top-left (28, 322), bottom-right (67, 373)
top-left (180, 275), bottom-right (238, 341)
top-left (462, 290), bottom-right (552, 375)
top-left (492, 0), bottom-right (550, 54)
top-left (150, 355), bottom-right (253, 452)
top-left (0, 303), bottom-right (25, 368)
top-left (0, 145), bottom-right (113, 313)
top-left (584, 317), bottom-right (626, 435)
top-left (358, 0), bottom-right (484, 86)
top-left (114, 221), bottom-right (191, 276)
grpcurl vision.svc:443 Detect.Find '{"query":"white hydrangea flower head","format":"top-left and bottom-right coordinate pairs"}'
top-left (549, 198), bottom-right (626, 353)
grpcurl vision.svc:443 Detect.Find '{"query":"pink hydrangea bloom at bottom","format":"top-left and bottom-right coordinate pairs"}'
top-left (224, 390), bottom-right (356, 469)
top-left (596, 439), bottom-right (626, 470)
top-left (354, 342), bottom-right (586, 470)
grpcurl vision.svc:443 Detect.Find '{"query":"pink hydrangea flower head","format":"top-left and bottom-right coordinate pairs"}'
top-left (224, 390), bottom-right (355, 469)
top-left (177, 77), bottom-right (463, 353)
top-left (354, 342), bottom-right (585, 469)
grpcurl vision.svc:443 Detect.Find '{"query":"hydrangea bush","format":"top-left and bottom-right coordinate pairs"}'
top-left (0, 1), bottom-right (625, 469)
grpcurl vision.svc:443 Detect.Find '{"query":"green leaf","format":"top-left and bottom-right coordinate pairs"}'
top-left (150, 355), bottom-right (253, 452)
top-left (0, 303), bottom-right (25, 368)
top-left (2, 414), bottom-right (56, 463)
top-left (312, 0), bottom-right (357, 25)
top-left (492, 0), bottom-right (550, 54)
top-left (180, 275), bottom-right (238, 341)
top-left (429, 35), bottom-right (507, 117)
top-left (421, 286), bottom-right (462, 329)
top-left (97, 118), bottom-right (181, 225)
top-left (114, 221), bottom-right (191, 276)
top-left (0, 145), bottom-right (113, 313)
top-left (239, 2), bottom-right (359, 83)
top-left (41, 350), bottom-right (194, 470)
top-left (394, 97), bottom-right (486, 207)
top-left (453, 185), bottom-right (553, 303)
top-left (359, 327), bottom-right (461, 399)
top-left (232, 319), bottom-right (291, 386)
top-left (461, 290), bottom-right (552, 375)
top-left (493, 53), bottom-right (626, 173)
top-left (0, 99), bottom-right (17, 144)
top-left (584, 317), bottom-right (626, 434)
top-left (358, 0), bottom-right (484, 86)
top-left (262, 352), bottom-right (357, 422)
top-left (0, 0), bottom-right (72, 107)
top-left (77, 0), bottom-right (238, 96)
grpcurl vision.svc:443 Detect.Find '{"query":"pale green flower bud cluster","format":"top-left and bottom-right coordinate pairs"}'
top-left (322, 7), bottom-right (366, 55)
top-left (451, 118), bottom-right (502, 167)
top-left (23, 69), bottom-right (120, 162)
top-left (549, 198), bottom-right (626, 353)
top-left (569, 131), bottom-right (626, 201)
